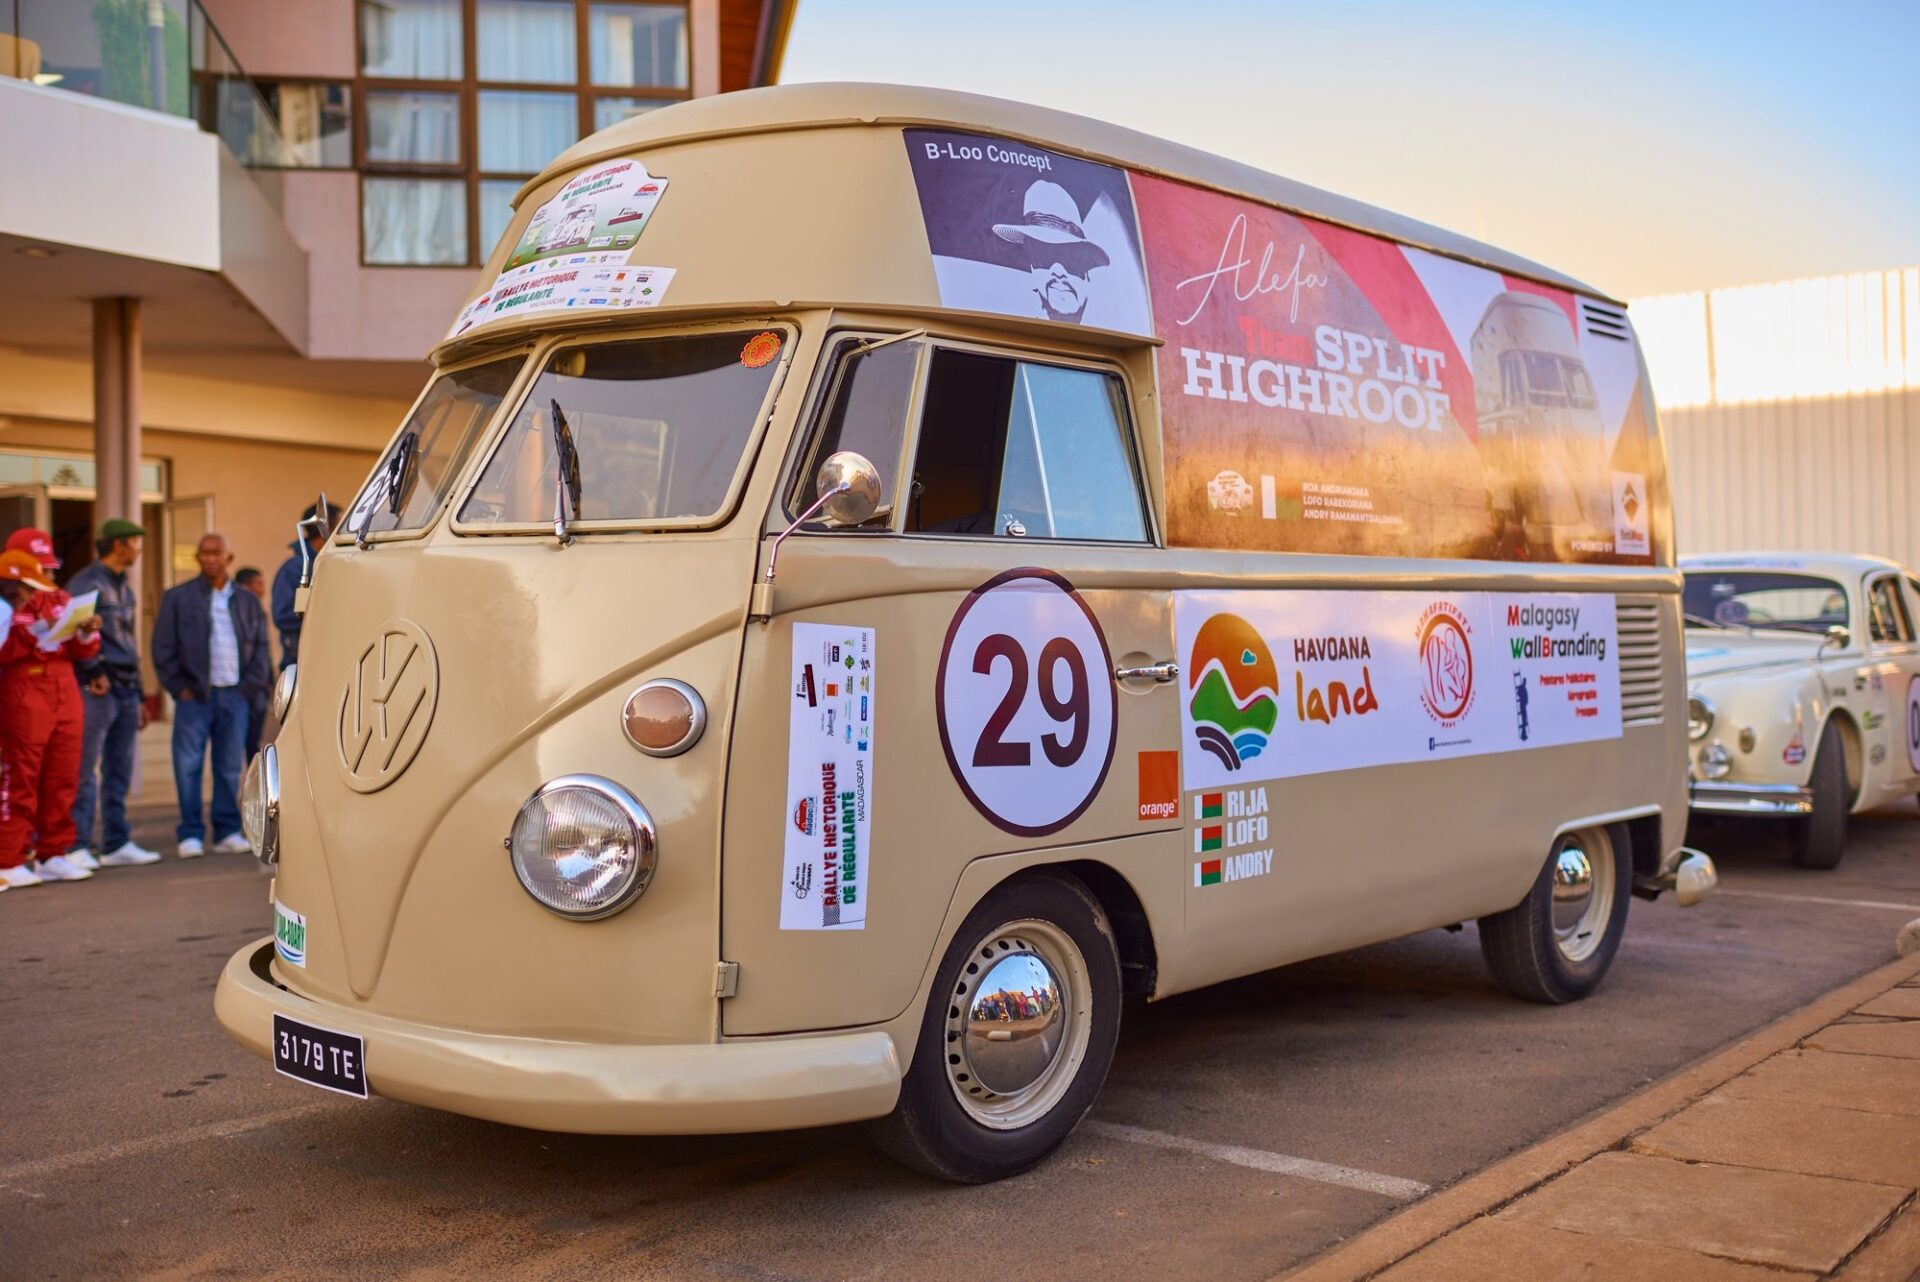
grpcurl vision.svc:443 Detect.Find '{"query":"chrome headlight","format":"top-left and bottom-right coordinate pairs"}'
top-left (272, 663), bottom-right (298, 722)
top-left (1687, 695), bottom-right (1715, 742)
top-left (240, 745), bottom-right (281, 864)
top-left (508, 775), bottom-right (656, 920)
top-left (1698, 742), bottom-right (1732, 780)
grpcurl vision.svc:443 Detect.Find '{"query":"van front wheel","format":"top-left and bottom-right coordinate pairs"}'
top-left (871, 872), bottom-right (1120, 1183)
top-left (1478, 827), bottom-right (1629, 1004)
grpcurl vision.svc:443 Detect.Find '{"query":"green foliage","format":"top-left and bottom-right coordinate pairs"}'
top-left (90, 0), bottom-right (189, 117)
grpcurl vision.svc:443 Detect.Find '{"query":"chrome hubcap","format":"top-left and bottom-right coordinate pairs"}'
top-left (944, 920), bottom-right (1091, 1130)
top-left (1550, 830), bottom-right (1614, 963)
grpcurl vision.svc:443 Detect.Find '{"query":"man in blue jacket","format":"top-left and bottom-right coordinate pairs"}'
top-left (271, 501), bottom-right (338, 670)
top-left (152, 532), bottom-right (271, 858)
top-left (67, 518), bottom-right (162, 868)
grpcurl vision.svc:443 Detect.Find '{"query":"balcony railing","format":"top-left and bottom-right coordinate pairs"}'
top-left (2, 0), bottom-right (291, 175)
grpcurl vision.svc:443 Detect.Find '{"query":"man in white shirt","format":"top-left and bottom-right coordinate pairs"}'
top-left (150, 533), bottom-right (271, 858)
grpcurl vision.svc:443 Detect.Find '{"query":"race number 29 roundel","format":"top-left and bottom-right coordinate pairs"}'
top-left (1907, 675), bottom-right (1920, 774)
top-left (936, 568), bottom-right (1119, 837)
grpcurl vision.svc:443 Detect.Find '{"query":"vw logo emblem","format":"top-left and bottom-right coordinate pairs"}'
top-left (336, 619), bottom-right (439, 793)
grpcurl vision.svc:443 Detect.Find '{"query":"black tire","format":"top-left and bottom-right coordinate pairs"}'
top-left (1479, 827), bottom-right (1631, 1005)
top-left (1789, 719), bottom-right (1849, 869)
top-left (870, 871), bottom-right (1121, 1183)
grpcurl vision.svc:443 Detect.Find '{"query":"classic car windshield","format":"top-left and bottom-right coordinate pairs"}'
top-left (1682, 571), bottom-right (1848, 633)
top-left (459, 330), bottom-right (786, 527)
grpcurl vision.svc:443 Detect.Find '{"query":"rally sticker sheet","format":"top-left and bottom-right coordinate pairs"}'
top-left (781, 624), bottom-right (875, 931)
top-left (447, 158), bottom-right (674, 337)
top-left (1177, 590), bottom-right (1620, 791)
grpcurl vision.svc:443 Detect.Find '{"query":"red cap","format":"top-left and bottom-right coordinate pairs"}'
top-left (5, 527), bottom-right (59, 569)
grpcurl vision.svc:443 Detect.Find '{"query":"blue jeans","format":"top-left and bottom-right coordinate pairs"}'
top-left (172, 686), bottom-right (249, 843)
top-left (73, 682), bottom-right (142, 853)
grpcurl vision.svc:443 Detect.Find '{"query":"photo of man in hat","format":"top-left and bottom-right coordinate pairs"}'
top-left (905, 129), bottom-right (1152, 337)
top-left (992, 179), bottom-right (1111, 324)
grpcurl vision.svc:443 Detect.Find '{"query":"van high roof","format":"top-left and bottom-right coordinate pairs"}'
top-left (528, 81), bottom-right (1615, 305)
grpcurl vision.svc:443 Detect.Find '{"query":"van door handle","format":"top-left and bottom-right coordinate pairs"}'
top-left (1115, 661), bottom-right (1179, 684)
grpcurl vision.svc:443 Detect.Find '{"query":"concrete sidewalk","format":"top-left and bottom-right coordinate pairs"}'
top-left (1285, 949), bottom-right (1920, 1281)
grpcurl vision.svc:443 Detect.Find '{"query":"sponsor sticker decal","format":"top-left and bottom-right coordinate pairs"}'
top-left (1189, 786), bottom-right (1273, 889)
top-left (273, 900), bottom-right (307, 968)
top-left (1137, 750), bottom-right (1179, 821)
top-left (1908, 676), bottom-right (1920, 773)
top-left (781, 624), bottom-right (874, 930)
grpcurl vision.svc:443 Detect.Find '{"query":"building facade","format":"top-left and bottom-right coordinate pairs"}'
top-left (1632, 266), bottom-right (1920, 571)
top-left (0, 0), bottom-right (791, 662)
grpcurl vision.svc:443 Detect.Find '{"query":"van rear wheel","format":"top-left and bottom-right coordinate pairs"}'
top-left (870, 871), bottom-right (1120, 1183)
top-left (1478, 827), bottom-right (1629, 1004)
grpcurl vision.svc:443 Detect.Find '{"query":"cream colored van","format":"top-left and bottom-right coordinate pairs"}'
top-left (216, 83), bottom-right (1715, 1183)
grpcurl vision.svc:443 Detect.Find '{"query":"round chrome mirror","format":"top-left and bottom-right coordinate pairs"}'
top-left (815, 451), bottom-right (880, 527)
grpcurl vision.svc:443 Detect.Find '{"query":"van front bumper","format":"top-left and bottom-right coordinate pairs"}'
top-left (214, 939), bottom-right (902, 1134)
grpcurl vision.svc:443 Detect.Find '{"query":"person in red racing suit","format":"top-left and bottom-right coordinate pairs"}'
top-left (0, 547), bottom-right (103, 885)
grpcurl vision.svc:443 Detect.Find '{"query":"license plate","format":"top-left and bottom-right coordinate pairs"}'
top-left (272, 1013), bottom-right (368, 1099)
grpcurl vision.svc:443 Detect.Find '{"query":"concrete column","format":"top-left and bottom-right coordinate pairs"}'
top-left (91, 298), bottom-right (142, 523)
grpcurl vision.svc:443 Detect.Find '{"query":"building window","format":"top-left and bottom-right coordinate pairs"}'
top-left (255, 83), bottom-right (354, 168)
top-left (361, 0), bottom-right (464, 79)
top-left (357, 0), bottom-right (692, 267)
top-left (477, 0), bottom-right (578, 82)
top-left (364, 177), bottom-right (470, 265)
top-left (589, 3), bottom-right (688, 89)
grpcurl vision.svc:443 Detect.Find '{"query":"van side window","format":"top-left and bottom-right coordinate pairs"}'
top-left (907, 350), bottom-right (1147, 542)
top-left (789, 336), bottom-right (922, 526)
top-left (1867, 576), bottom-right (1914, 643)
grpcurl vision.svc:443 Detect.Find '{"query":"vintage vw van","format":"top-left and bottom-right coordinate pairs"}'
top-left (216, 83), bottom-right (1714, 1183)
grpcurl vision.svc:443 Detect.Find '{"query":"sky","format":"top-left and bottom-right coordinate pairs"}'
top-left (781, 1), bottom-right (1920, 298)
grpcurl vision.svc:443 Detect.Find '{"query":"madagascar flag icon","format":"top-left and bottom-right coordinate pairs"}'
top-left (1200, 793), bottom-right (1223, 819)
top-left (1195, 859), bottom-right (1223, 887)
top-left (1194, 825), bottom-right (1223, 853)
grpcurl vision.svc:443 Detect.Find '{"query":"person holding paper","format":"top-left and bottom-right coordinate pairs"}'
top-left (0, 543), bottom-right (102, 888)
top-left (68, 519), bottom-right (162, 869)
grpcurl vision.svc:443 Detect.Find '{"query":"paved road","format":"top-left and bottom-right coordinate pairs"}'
top-left (5, 804), bottom-right (1918, 1281)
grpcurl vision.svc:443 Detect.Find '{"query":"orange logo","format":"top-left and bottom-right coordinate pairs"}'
top-left (740, 331), bottom-right (783, 369)
top-left (1137, 750), bottom-right (1179, 821)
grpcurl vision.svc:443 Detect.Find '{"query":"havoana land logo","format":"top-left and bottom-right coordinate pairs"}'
top-left (1188, 614), bottom-right (1279, 770)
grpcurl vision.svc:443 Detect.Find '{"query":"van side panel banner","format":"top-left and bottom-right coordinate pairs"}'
top-left (1131, 175), bottom-right (1656, 565)
top-left (1176, 590), bottom-right (1621, 791)
top-left (781, 623), bottom-right (876, 930)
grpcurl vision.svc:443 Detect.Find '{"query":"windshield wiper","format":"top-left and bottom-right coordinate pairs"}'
top-left (385, 430), bottom-right (420, 520)
top-left (550, 398), bottom-right (582, 545)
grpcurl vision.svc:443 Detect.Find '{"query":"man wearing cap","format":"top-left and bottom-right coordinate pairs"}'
top-left (0, 534), bottom-right (103, 889)
top-left (152, 532), bottom-right (270, 858)
top-left (271, 500), bottom-right (339, 670)
top-left (66, 519), bottom-right (161, 869)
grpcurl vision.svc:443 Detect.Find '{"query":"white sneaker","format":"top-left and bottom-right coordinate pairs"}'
top-left (0, 865), bottom-right (40, 889)
top-left (177, 838), bottom-right (206, 859)
top-left (67, 847), bottom-right (100, 871)
top-left (31, 854), bottom-right (93, 882)
top-left (99, 841), bottom-right (162, 867)
top-left (211, 832), bottom-right (253, 856)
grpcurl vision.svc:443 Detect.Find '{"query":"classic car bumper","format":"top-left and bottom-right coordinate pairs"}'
top-left (1689, 780), bottom-right (1815, 817)
top-left (214, 939), bottom-right (902, 1134)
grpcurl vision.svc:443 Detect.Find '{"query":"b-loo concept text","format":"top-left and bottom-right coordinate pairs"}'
top-left (216, 84), bottom-right (1715, 1182)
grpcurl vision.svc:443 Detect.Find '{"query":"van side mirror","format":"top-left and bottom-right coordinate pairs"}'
top-left (1819, 624), bottom-right (1850, 653)
top-left (750, 451), bottom-right (881, 622)
top-left (814, 451), bottom-right (881, 527)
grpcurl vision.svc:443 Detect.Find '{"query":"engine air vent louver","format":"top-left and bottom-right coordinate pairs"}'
top-left (1583, 302), bottom-right (1630, 342)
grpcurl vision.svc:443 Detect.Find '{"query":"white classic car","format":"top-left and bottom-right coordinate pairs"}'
top-left (1683, 553), bottom-right (1920, 868)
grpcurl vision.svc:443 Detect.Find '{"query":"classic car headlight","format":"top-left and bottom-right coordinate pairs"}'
top-left (240, 745), bottom-right (280, 864)
top-left (1698, 742), bottom-right (1732, 780)
top-left (508, 775), bottom-right (656, 920)
top-left (271, 663), bottom-right (298, 722)
top-left (1687, 695), bottom-right (1715, 742)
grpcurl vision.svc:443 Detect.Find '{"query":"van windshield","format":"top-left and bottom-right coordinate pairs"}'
top-left (344, 356), bottom-right (525, 538)
top-left (459, 330), bottom-right (787, 528)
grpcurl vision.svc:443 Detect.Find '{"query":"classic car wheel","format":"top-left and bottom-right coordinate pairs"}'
top-left (1478, 826), bottom-right (1630, 1004)
top-left (1789, 720), bottom-right (1850, 870)
top-left (870, 871), bottom-right (1120, 1183)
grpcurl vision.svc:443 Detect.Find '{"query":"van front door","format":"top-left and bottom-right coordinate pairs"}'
top-left (721, 336), bottom-right (1181, 1037)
